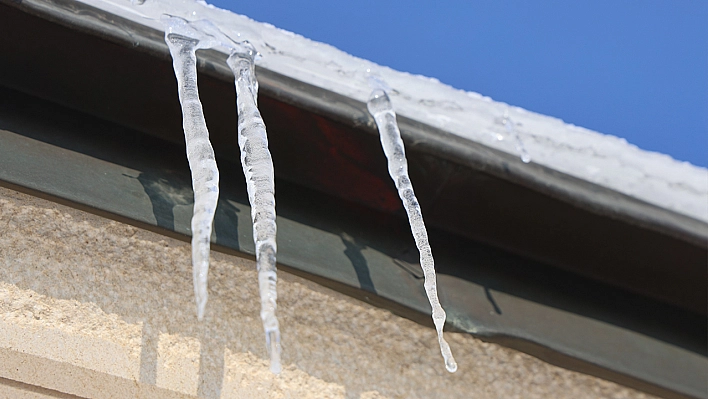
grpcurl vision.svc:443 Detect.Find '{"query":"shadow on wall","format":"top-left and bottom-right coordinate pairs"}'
top-left (3, 184), bottom-right (673, 399)
top-left (128, 173), bottom-right (385, 397)
top-left (132, 171), bottom-right (242, 398)
top-left (0, 192), bottom-right (358, 398)
top-left (137, 316), bottom-right (228, 398)
top-left (134, 168), bottom-right (379, 297)
top-left (340, 232), bottom-right (376, 295)
top-left (133, 170), bottom-right (241, 398)
top-left (132, 170), bottom-right (242, 252)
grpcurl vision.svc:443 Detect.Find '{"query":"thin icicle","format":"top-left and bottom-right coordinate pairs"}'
top-left (227, 44), bottom-right (282, 375)
top-left (367, 86), bottom-right (457, 373)
top-left (162, 15), bottom-right (220, 320)
top-left (502, 110), bottom-right (531, 163)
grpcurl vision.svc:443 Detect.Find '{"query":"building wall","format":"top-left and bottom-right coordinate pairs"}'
top-left (0, 186), bottom-right (655, 399)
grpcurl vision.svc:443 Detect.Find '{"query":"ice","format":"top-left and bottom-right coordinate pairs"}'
top-left (226, 43), bottom-right (282, 375)
top-left (162, 15), bottom-right (282, 374)
top-left (502, 110), bottom-right (532, 163)
top-left (162, 15), bottom-right (221, 320)
top-left (367, 83), bottom-right (458, 373)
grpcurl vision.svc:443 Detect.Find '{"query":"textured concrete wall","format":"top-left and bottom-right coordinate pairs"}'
top-left (0, 186), bottom-right (655, 399)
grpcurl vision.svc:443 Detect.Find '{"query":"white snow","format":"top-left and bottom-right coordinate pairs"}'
top-left (368, 86), bottom-right (457, 373)
top-left (81, 0), bottom-right (708, 224)
top-left (227, 43), bottom-right (282, 375)
top-left (501, 110), bottom-right (531, 163)
top-left (162, 14), bottom-right (220, 321)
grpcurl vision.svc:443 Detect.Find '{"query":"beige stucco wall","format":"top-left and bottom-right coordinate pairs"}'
top-left (0, 186), bottom-right (655, 399)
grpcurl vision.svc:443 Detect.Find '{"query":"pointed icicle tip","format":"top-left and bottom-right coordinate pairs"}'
top-left (196, 305), bottom-right (205, 321)
top-left (446, 358), bottom-right (458, 373)
top-left (266, 329), bottom-right (282, 374)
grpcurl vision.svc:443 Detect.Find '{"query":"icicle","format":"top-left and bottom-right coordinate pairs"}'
top-left (502, 110), bottom-right (531, 163)
top-left (160, 15), bottom-right (281, 374)
top-left (226, 43), bottom-right (282, 375)
top-left (367, 84), bottom-right (457, 373)
top-left (162, 15), bottom-right (220, 320)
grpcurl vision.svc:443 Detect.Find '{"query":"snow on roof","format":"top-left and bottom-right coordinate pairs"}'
top-left (82, 0), bottom-right (708, 223)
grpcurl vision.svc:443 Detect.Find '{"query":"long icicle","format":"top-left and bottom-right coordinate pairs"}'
top-left (227, 43), bottom-right (282, 374)
top-left (367, 87), bottom-right (457, 373)
top-left (163, 16), bottom-right (220, 321)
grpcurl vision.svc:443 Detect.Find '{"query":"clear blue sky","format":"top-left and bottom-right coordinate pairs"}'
top-left (210, 1), bottom-right (708, 168)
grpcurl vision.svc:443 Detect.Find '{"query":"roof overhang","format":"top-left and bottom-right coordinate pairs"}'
top-left (1, 1), bottom-right (706, 398)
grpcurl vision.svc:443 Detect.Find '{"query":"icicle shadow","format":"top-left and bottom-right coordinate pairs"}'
top-left (341, 232), bottom-right (377, 294)
top-left (134, 169), bottom-right (192, 231)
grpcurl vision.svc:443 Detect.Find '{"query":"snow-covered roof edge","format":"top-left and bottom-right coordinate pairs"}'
top-left (80, 0), bottom-right (708, 224)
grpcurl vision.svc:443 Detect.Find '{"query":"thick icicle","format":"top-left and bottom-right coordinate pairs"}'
top-left (163, 15), bottom-right (220, 320)
top-left (226, 44), bottom-right (282, 375)
top-left (367, 88), bottom-right (457, 373)
top-left (502, 110), bottom-right (531, 163)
